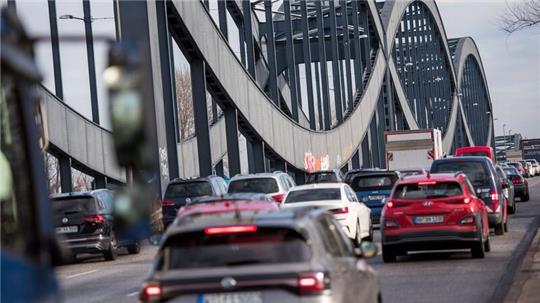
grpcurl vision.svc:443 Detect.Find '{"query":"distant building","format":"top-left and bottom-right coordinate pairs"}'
top-left (495, 133), bottom-right (522, 161)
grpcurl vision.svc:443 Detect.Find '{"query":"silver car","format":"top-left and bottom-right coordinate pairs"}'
top-left (227, 171), bottom-right (296, 203)
top-left (139, 208), bottom-right (381, 303)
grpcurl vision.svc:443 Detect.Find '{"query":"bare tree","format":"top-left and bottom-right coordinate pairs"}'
top-left (500, 0), bottom-right (540, 34)
top-left (44, 153), bottom-right (61, 194)
top-left (175, 68), bottom-right (195, 140)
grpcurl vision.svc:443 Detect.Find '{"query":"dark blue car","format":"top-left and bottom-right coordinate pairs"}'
top-left (349, 171), bottom-right (400, 225)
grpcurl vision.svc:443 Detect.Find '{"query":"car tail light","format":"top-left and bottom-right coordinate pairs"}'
top-left (463, 198), bottom-right (471, 204)
top-left (84, 215), bottom-right (105, 224)
top-left (330, 207), bottom-right (349, 214)
top-left (386, 200), bottom-right (394, 208)
top-left (298, 272), bottom-right (328, 295)
top-left (161, 199), bottom-right (175, 207)
top-left (384, 218), bottom-right (399, 229)
top-left (204, 225), bottom-right (258, 235)
top-left (459, 215), bottom-right (475, 225)
top-left (418, 181), bottom-right (437, 186)
top-left (271, 193), bottom-right (285, 203)
top-left (491, 190), bottom-right (499, 205)
top-left (139, 283), bottom-right (161, 302)
top-left (511, 178), bottom-right (522, 185)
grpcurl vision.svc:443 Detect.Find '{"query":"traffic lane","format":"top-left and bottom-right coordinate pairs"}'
top-left (56, 245), bottom-right (157, 303)
top-left (369, 177), bottom-right (540, 303)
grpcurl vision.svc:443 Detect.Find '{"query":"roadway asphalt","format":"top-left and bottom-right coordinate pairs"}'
top-left (55, 177), bottom-right (540, 303)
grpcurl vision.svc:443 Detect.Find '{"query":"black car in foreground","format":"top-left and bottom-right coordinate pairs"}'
top-left (161, 176), bottom-right (228, 228)
top-left (51, 190), bottom-right (140, 261)
top-left (140, 208), bottom-right (380, 303)
top-left (503, 166), bottom-right (530, 201)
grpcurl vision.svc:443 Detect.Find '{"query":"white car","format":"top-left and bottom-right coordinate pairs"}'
top-left (281, 183), bottom-right (372, 245)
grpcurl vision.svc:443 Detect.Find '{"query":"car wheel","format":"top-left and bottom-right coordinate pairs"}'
top-left (523, 192), bottom-right (530, 202)
top-left (127, 241), bottom-right (141, 254)
top-left (484, 235), bottom-right (491, 252)
top-left (508, 202), bottom-right (516, 214)
top-left (504, 220), bottom-right (509, 232)
top-left (355, 222), bottom-right (362, 247)
top-left (471, 234), bottom-right (485, 259)
top-left (378, 292), bottom-right (383, 303)
top-left (494, 222), bottom-right (504, 235)
top-left (366, 221), bottom-right (374, 242)
top-left (382, 246), bottom-right (397, 263)
top-left (104, 232), bottom-right (118, 261)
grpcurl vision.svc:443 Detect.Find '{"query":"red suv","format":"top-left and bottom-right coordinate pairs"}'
top-left (381, 173), bottom-right (490, 262)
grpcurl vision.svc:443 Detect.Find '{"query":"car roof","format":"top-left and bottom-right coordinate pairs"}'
top-left (190, 193), bottom-right (272, 204)
top-left (350, 171), bottom-right (399, 178)
top-left (434, 156), bottom-right (491, 163)
top-left (168, 207), bottom-right (323, 236)
top-left (176, 200), bottom-right (278, 218)
top-left (230, 172), bottom-right (286, 181)
top-left (50, 188), bottom-right (111, 199)
top-left (398, 173), bottom-right (462, 184)
top-left (289, 183), bottom-right (345, 191)
top-left (168, 176), bottom-right (220, 184)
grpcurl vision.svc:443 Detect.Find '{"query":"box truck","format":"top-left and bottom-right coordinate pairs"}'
top-left (384, 129), bottom-right (443, 170)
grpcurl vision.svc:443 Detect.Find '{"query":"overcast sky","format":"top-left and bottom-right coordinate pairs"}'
top-left (436, 0), bottom-right (540, 139)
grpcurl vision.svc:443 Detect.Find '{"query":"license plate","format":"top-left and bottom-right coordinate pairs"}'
top-left (414, 216), bottom-right (444, 224)
top-left (56, 226), bottom-right (78, 234)
top-left (369, 195), bottom-right (386, 200)
top-left (199, 292), bottom-right (262, 303)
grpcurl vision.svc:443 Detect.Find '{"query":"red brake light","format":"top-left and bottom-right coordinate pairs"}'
top-left (418, 181), bottom-right (437, 186)
top-left (271, 193), bottom-right (285, 203)
top-left (511, 178), bottom-right (522, 185)
top-left (204, 225), bottom-right (258, 235)
top-left (298, 272), bottom-right (327, 295)
top-left (386, 201), bottom-right (394, 208)
top-left (84, 215), bottom-right (105, 224)
top-left (491, 190), bottom-right (499, 203)
top-left (161, 199), bottom-right (175, 207)
top-left (139, 284), bottom-right (161, 302)
top-left (330, 207), bottom-right (349, 214)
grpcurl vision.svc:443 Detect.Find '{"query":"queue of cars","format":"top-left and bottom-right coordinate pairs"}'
top-left (48, 145), bottom-right (535, 302)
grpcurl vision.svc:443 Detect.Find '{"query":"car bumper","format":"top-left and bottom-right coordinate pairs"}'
top-left (366, 206), bottom-right (383, 225)
top-left (513, 185), bottom-right (528, 197)
top-left (61, 234), bottom-right (111, 254)
top-left (382, 228), bottom-right (480, 250)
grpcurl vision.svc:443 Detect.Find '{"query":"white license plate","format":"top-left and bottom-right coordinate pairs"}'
top-left (56, 226), bottom-right (78, 234)
top-left (369, 195), bottom-right (386, 200)
top-left (414, 216), bottom-right (444, 224)
top-left (199, 292), bottom-right (263, 303)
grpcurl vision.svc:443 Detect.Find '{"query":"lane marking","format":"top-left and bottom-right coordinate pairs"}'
top-left (66, 270), bottom-right (97, 279)
top-left (127, 291), bottom-right (139, 297)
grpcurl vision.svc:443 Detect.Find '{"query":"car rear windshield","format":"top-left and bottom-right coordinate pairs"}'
top-left (165, 181), bottom-right (212, 199)
top-left (350, 175), bottom-right (397, 191)
top-left (459, 152), bottom-right (488, 157)
top-left (51, 197), bottom-right (97, 214)
top-left (503, 168), bottom-right (519, 176)
top-left (285, 188), bottom-right (341, 203)
top-left (432, 161), bottom-right (489, 187)
top-left (228, 178), bottom-right (279, 194)
top-left (307, 173), bottom-right (338, 183)
top-left (393, 182), bottom-right (463, 199)
top-left (162, 228), bottom-right (310, 270)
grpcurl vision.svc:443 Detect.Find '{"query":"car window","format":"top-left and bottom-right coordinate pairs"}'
top-left (228, 178), bottom-right (279, 194)
top-left (432, 161), bottom-right (490, 188)
top-left (307, 172), bottom-right (338, 183)
top-left (350, 175), bottom-right (397, 191)
top-left (347, 186), bottom-right (359, 201)
top-left (162, 227), bottom-right (311, 269)
top-left (165, 181), bottom-right (213, 198)
top-left (393, 182), bottom-right (463, 199)
top-left (51, 197), bottom-right (98, 215)
top-left (284, 188), bottom-right (341, 203)
top-left (316, 216), bottom-right (347, 257)
top-left (279, 175), bottom-right (289, 191)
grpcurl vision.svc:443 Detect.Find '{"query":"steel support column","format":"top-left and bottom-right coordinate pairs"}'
top-left (59, 156), bottom-right (72, 193)
top-left (264, 0), bottom-right (279, 104)
top-left (94, 175), bottom-right (106, 189)
top-left (82, 0), bottom-right (100, 124)
top-left (300, 1), bottom-right (315, 129)
top-left (225, 106), bottom-right (241, 176)
top-left (284, 0), bottom-right (299, 121)
top-left (218, 0), bottom-right (228, 40)
top-left (341, 0), bottom-right (354, 112)
top-left (242, 0), bottom-right (256, 78)
top-left (316, 1), bottom-right (330, 130)
top-left (329, 1), bottom-right (343, 124)
top-left (48, 0), bottom-right (63, 99)
top-left (191, 59), bottom-right (212, 176)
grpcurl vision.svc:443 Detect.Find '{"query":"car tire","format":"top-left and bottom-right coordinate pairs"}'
top-left (523, 192), bottom-right (530, 202)
top-left (494, 222), bottom-right (504, 235)
top-left (127, 241), bottom-right (141, 254)
top-left (504, 220), bottom-right (509, 232)
top-left (471, 234), bottom-right (485, 259)
top-left (484, 235), bottom-right (491, 252)
top-left (104, 232), bottom-right (118, 261)
top-left (508, 202), bottom-right (516, 214)
top-left (382, 246), bottom-right (397, 263)
top-left (355, 222), bottom-right (362, 247)
top-left (378, 292), bottom-right (383, 303)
